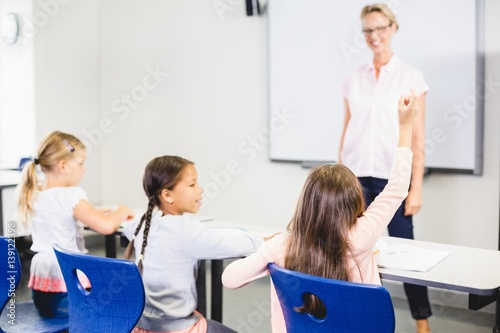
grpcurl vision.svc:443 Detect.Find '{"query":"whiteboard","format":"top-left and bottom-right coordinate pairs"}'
top-left (268, 0), bottom-right (484, 174)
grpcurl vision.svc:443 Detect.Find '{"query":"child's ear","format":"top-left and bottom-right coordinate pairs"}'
top-left (56, 160), bottom-right (67, 173)
top-left (160, 189), bottom-right (174, 204)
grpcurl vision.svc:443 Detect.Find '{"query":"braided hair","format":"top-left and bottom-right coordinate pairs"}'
top-left (124, 156), bottom-right (193, 273)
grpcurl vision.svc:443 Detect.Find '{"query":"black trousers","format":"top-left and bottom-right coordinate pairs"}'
top-left (359, 177), bottom-right (432, 320)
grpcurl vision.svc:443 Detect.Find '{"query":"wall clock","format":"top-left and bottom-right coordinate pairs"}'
top-left (2, 13), bottom-right (20, 45)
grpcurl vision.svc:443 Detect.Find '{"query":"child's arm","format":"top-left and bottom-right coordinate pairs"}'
top-left (397, 89), bottom-right (419, 148)
top-left (222, 234), bottom-right (287, 289)
top-left (350, 91), bottom-right (419, 251)
top-left (222, 249), bottom-right (271, 289)
top-left (73, 201), bottom-right (135, 235)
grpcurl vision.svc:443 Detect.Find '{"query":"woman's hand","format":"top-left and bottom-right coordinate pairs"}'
top-left (404, 188), bottom-right (422, 216)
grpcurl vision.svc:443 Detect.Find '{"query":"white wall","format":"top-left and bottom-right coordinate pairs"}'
top-left (32, 0), bottom-right (101, 200)
top-left (99, 0), bottom-right (304, 232)
top-left (414, 0), bottom-right (500, 249)
top-left (0, 0), bottom-right (36, 167)
top-left (0, 0), bottom-right (100, 197)
top-left (99, 0), bottom-right (500, 250)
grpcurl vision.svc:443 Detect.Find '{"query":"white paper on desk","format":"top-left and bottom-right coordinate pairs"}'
top-left (377, 244), bottom-right (450, 272)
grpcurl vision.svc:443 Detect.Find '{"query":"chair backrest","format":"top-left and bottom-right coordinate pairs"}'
top-left (18, 157), bottom-right (33, 171)
top-left (53, 245), bottom-right (145, 333)
top-left (268, 263), bottom-right (395, 333)
top-left (0, 237), bottom-right (21, 310)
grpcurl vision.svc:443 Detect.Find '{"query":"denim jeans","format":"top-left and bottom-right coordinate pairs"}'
top-left (358, 176), bottom-right (432, 320)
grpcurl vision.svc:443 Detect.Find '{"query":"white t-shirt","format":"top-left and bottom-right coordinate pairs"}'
top-left (28, 186), bottom-right (88, 292)
top-left (30, 186), bottom-right (88, 254)
top-left (341, 54), bottom-right (429, 179)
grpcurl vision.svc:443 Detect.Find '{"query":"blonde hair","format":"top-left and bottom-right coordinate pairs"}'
top-left (16, 131), bottom-right (85, 225)
top-left (361, 3), bottom-right (399, 30)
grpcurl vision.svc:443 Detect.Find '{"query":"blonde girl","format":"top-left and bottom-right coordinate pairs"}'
top-left (16, 130), bottom-right (135, 318)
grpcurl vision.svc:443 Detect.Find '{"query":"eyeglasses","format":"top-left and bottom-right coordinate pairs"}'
top-left (362, 23), bottom-right (392, 36)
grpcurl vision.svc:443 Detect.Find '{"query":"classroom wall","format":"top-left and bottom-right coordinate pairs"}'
top-left (0, 0), bottom-right (36, 167)
top-left (98, 0), bottom-right (500, 250)
top-left (0, 0), bottom-right (101, 198)
top-left (1, 1), bottom-right (496, 249)
top-left (33, 0), bottom-right (101, 201)
top-left (13, 0), bottom-right (495, 252)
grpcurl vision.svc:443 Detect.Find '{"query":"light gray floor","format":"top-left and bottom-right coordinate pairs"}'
top-left (14, 235), bottom-right (497, 333)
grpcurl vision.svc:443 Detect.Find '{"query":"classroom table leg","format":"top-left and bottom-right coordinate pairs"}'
top-left (494, 300), bottom-right (500, 333)
top-left (211, 259), bottom-right (224, 323)
top-left (105, 234), bottom-right (117, 258)
top-left (196, 260), bottom-right (207, 317)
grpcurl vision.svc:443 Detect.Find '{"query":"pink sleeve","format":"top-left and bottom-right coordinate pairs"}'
top-left (411, 69), bottom-right (429, 97)
top-left (341, 74), bottom-right (351, 99)
top-left (222, 233), bottom-right (288, 289)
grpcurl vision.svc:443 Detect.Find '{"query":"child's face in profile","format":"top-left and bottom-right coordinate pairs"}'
top-left (166, 164), bottom-right (203, 215)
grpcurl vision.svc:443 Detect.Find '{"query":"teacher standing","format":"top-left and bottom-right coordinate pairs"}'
top-left (339, 3), bottom-right (431, 333)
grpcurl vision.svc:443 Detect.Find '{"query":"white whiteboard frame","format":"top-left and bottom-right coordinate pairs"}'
top-left (268, 0), bottom-right (484, 175)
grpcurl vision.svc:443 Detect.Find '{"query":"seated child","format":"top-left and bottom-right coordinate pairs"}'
top-left (124, 155), bottom-right (264, 333)
top-left (222, 92), bottom-right (419, 332)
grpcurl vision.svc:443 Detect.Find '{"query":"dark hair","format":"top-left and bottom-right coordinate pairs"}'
top-left (284, 163), bottom-right (365, 316)
top-left (123, 156), bottom-right (193, 273)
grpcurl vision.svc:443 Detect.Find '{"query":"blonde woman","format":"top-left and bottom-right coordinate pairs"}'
top-left (339, 3), bottom-right (431, 332)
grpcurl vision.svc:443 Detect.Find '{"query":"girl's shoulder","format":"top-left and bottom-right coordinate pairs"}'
top-left (40, 186), bottom-right (86, 195)
top-left (262, 232), bottom-right (289, 252)
top-left (38, 186), bottom-right (88, 206)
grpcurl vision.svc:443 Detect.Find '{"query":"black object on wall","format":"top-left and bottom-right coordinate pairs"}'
top-left (246, 0), bottom-right (260, 15)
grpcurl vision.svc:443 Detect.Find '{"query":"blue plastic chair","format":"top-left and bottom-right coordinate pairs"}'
top-left (53, 245), bottom-right (145, 333)
top-left (17, 157), bottom-right (33, 171)
top-left (0, 237), bottom-right (68, 333)
top-left (268, 263), bottom-right (395, 333)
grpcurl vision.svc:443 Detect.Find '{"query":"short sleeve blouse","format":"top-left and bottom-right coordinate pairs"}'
top-left (341, 54), bottom-right (428, 179)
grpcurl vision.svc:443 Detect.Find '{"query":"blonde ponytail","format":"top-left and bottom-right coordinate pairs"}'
top-left (16, 159), bottom-right (40, 227)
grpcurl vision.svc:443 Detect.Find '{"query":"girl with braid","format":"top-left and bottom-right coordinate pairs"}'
top-left (16, 130), bottom-right (136, 318)
top-left (123, 155), bottom-right (263, 333)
